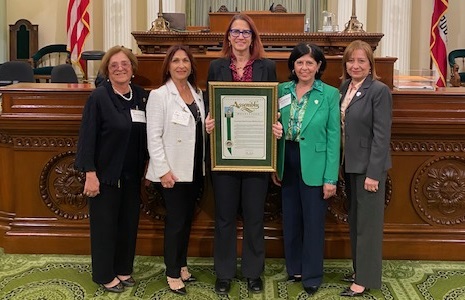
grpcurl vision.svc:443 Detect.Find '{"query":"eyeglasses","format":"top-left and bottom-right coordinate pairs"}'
top-left (109, 61), bottom-right (131, 70)
top-left (229, 29), bottom-right (252, 38)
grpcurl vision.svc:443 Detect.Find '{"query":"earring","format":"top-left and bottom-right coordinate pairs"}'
top-left (292, 69), bottom-right (295, 74)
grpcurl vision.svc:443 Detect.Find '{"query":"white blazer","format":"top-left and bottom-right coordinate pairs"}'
top-left (146, 79), bottom-right (205, 182)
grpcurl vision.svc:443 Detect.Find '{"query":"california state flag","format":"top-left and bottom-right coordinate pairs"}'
top-left (429, 0), bottom-right (448, 88)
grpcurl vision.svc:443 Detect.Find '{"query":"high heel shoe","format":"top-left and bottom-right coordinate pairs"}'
top-left (117, 275), bottom-right (136, 287)
top-left (340, 286), bottom-right (370, 297)
top-left (167, 277), bottom-right (187, 295)
top-left (101, 282), bottom-right (125, 293)
top-left (341, 273), bottom-right (355, 283)
top-left (181, 266), bottom-right (197, 282)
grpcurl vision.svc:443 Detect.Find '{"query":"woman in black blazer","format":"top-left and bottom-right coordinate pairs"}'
top-left (339, 40), bottom-right (392, 297)
top-left (75, 46), bottom-right (148, 293)
top-left (204, 13), bottom-right (282, 295)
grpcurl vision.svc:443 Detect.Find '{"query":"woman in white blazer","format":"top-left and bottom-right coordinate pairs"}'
top-left (146, 45), bottom-right (205, 296)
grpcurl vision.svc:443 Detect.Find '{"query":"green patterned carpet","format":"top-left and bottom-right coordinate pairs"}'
top-left (1, 248), bottom-right (465, 299)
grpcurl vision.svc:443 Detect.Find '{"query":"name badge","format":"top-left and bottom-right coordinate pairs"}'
top-left (172, 110), bottom-right (190, 126)
top-left (130, 109), bottom-right (146, 123)
top-left (278, 94), bottom-right (292, 109)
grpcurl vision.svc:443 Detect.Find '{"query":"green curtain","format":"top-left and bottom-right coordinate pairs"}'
top-left (186, 0), bottom-right (327, 33)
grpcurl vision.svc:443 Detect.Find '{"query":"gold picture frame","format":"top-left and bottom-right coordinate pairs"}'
top-left (208, 81), bottom-right (278, 172)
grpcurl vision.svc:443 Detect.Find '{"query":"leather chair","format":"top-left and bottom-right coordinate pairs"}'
top-left (0, 61), bottom-right (35, 85)
top-left (448, 49), bottom-right (465, 87)
top-left (30, 44), bottom-right (71, 82)
top-left (51, 64), bottom-right (78, 83)
top-left (81, 50), bottom-right (105, 81)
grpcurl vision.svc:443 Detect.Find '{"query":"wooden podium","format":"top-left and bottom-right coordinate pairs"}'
top-left (208, 11), bottom-right (305, 33)
top-left (3, 84), bottom-right (465, 261)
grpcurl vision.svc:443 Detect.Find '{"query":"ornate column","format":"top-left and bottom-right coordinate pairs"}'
top-left (103, 0), bottom-right (132, 50)
top-left (338, 0), bottom-right (367, 32)
top-left (147, 0), bottom-right (177, 30)
top-left (381, 0), bottom-right (411, 73)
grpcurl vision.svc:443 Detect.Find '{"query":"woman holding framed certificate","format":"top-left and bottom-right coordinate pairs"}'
top-left (204, 13), bottom-right (282, 295)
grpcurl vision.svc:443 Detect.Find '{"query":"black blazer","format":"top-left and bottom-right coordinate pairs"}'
top-left (340, 75), bottom-right (392, 180)
top-left (205, 57), bottom-right (277, 112)
top-left (75, 80), bottom-right (149, 185)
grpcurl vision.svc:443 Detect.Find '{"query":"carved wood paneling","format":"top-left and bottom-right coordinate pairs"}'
top-left (40, 151), bottom-right (88, 220)
top-left (412, 155), bottom-right (465, 226)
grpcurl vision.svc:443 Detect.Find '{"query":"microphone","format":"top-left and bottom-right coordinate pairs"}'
top-left (269, 3), bottom-right (274, 11)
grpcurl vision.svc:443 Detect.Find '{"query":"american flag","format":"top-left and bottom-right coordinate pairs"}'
top-left (67, 0), bottom-right (90, 72)
top-left (429, 0), bottom-right (448, 88)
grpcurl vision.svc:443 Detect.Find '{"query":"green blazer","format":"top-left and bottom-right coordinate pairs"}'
top-left (276, 80), bottom-right (340, 186)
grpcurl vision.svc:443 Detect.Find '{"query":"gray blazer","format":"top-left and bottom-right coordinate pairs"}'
top-left (340, 75), bottom-right (392, 180)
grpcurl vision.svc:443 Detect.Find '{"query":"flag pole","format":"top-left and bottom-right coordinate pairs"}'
top-left (343, 0), bottom-right (365, 33)
top-left (150, 0), bottom-right (169, 31)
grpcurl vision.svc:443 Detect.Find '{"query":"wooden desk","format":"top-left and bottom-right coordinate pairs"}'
top-left (133, 52), bottom-right (397, 90)
top-left (131, 31), bottom-right (384, 55)
top-left (209, 11), bottom-right (305, 33)
top-left (2, 84), bottom-right (465, 260)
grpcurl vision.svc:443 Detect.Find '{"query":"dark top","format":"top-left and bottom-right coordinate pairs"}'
top-left (75, 80), bottom-right (149, 185)
top-left (205, 57), bottom-right (277, 113)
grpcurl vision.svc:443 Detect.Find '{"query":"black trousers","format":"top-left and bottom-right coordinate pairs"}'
top-left (89, 179), bottom-right (141, 284)
top-left (281, 141), bottom-right (327, 287)
top-left (212, 171), bottom-right (268, 280)
top-left (162, 177), bottom-right (202, 278)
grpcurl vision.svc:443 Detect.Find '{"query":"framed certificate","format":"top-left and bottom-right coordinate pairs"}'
top-left (208, 81), bottom-right (278, 172)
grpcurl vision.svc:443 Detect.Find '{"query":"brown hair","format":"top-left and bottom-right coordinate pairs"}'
top-left (341, 40), bottom-right (380, 81)
top-left (161, 45), bottom-right (198, 91)
top-left (99, 45), bottom-right (138, 78)
top-left (220, 14), bottom-right (265, 60)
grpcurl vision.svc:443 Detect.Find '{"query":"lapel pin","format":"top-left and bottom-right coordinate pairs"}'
top-left (356, 92), bottom-right (361, 97)
top-left (314, 100), bottom-right (319, 105)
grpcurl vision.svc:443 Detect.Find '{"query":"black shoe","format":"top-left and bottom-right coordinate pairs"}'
top-left (101, 282), bottom-right (125, 293)
top-left (286, 275), bottom-right (302, 282)
top-left (118, 276), bottom-right (136, 287)
top-left (182, 275), bottom-right (197, 282)
top-left (340, 286), bottom-right (369, 297)
top-left (170, 286), bottom-right (187, 295)
top-left (215, 278), bottom-right (231, 295)
top-left (247, 277), bottom-right (263, 293)
top-left (341, 273), bottom-right (355, 283)
top-left (304, 285), bottom-right (319, 296)
top-left (167, 277), bottom-right (187, 295)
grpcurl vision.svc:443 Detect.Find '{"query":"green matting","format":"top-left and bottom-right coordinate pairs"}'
top-left (1, 248), bottom-right (465, 299)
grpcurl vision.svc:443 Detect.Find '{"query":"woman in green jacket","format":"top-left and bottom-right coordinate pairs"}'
top-left (272, 43), bottom-right (340, 296)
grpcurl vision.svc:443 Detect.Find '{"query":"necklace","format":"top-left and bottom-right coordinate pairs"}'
top-left (114, 86), bottom-right (133, 101)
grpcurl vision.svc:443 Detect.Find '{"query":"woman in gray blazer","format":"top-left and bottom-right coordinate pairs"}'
top-left (339, 40), bottom-right (392, 297)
